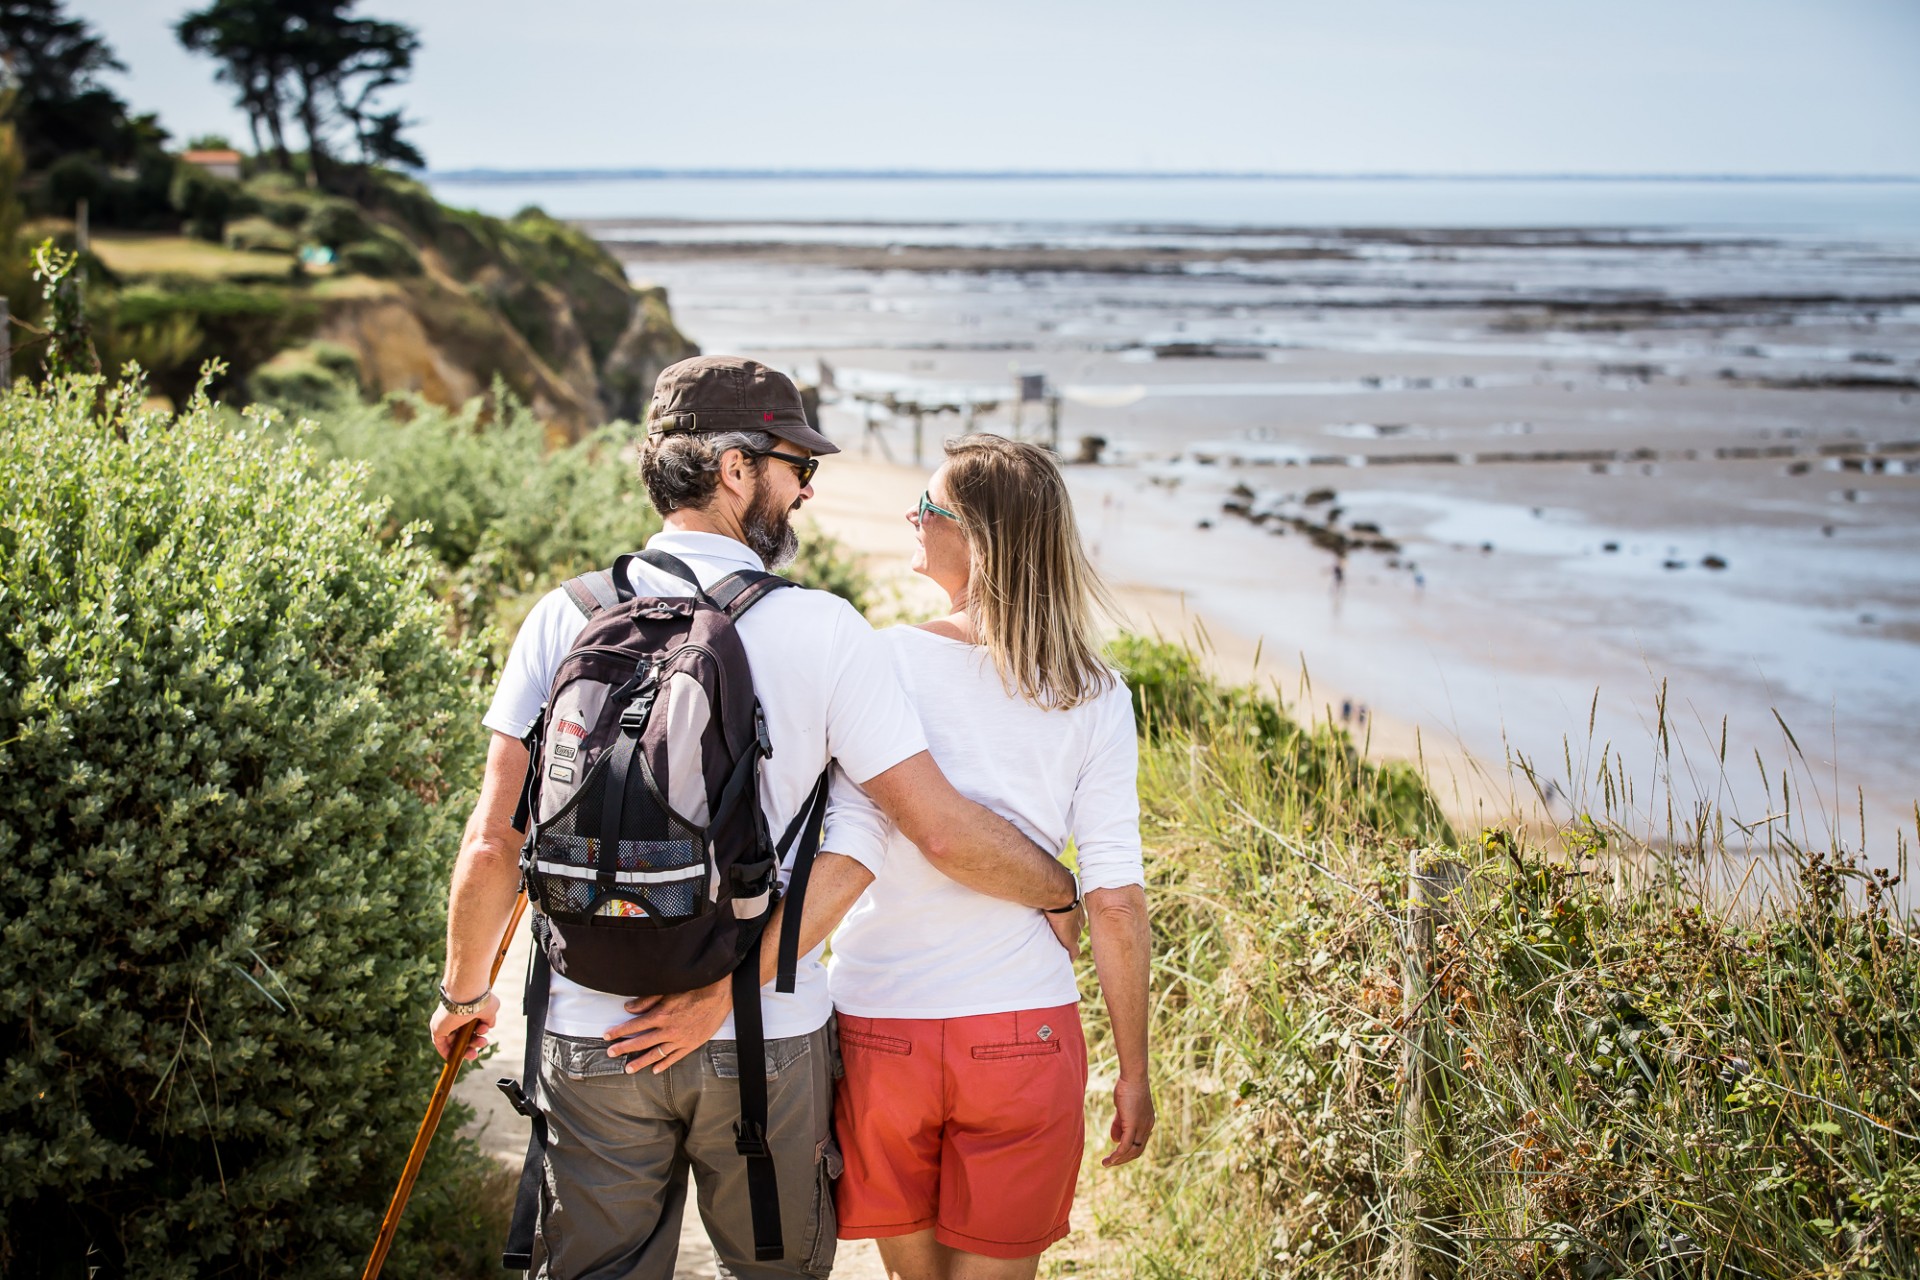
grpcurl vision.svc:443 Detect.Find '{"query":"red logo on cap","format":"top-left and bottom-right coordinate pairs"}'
top-left (763, 412), bottom-right (775, 421)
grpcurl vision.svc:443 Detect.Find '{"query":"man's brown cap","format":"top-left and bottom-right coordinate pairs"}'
top-left (647, 356), bottom-right (840, 455)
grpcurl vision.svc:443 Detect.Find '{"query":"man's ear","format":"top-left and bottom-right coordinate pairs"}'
top-left (715, 447), bottom-right (756, 501)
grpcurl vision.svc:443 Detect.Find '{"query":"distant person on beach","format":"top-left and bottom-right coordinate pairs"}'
top-left (429, 358), bottom-right (1075, 1280)
top-left (786, 436), bottom-right (1153, 1277)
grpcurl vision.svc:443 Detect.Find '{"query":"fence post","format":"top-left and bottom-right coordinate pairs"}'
top-left (1400, 851), bottom-right (1465, 1280)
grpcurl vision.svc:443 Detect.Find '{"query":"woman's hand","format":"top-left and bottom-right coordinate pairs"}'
top-left (1046, 901), bottom-right (1086, 958)
top-left (1101, 1076), bottom-right (1156, 1166)
top-left (604, 978), bottom-right (733, 1073)
top-left (430, 991), bottom-right (501, 1062)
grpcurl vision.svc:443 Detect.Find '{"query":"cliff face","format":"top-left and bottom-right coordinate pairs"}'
top-left (303, 173), bottom-right (697, 437)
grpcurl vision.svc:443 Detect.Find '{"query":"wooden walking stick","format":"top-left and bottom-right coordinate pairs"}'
top-left (362, 892), bottom-right (529, 1280)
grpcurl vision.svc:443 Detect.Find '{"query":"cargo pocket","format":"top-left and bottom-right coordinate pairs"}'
top-left (805, 1135), bottom-right (844, 1277)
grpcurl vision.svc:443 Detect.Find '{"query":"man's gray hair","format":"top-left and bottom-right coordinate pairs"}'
top-left (639, 429), bottom-right (775, 514)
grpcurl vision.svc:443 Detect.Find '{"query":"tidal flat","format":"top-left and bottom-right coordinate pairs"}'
top-left (580, 210), bottom-right (1920, 870)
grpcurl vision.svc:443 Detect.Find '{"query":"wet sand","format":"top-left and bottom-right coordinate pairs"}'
top-left (599, 216), bottom-right (1920, 865)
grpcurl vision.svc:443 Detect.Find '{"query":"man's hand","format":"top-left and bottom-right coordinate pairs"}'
top-left (1046, 902), bottom-right (1086, 958)
top-left (1101, 1076), bottom-right (1156, 1167)
top-left (430, 991), bottom-right (502, 1063)
top-left (604, 977), bottom-right (733, 1073)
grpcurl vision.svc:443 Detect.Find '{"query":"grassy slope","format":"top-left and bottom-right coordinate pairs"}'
top-left (1058, 640), bottom-right (1920, 1278)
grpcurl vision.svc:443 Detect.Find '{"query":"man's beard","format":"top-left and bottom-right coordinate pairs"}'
top-left (740, 473), bottom-right (800, 571)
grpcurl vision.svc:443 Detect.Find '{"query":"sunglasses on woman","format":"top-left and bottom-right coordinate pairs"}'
top-left (752, 448), bottom-right (818, 487)
top-left (915, 491), bottom-right (959, 524)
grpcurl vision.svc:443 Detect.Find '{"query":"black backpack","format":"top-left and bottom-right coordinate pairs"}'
top-left (498, 550), bottom-right (829, 1268)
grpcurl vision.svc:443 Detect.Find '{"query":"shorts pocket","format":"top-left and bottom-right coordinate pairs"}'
top-left (971, 1039), bottom-right (1064, 1061)
top-left (839, 1028), bottom-right (912, 1056)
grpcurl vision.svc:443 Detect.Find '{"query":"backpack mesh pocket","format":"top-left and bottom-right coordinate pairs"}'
top-left (529, 751), bottom-right (709, 923)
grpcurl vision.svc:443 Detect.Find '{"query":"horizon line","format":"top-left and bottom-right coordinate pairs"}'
top-left (423, 166), bottom-right (1920, 185)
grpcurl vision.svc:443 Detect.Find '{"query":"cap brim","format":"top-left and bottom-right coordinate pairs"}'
top-left (768, 421), bottom-right (842, 456)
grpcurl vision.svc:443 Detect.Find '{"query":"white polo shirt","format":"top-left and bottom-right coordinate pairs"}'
top-left (483, 529), bottom-right (925, 1041)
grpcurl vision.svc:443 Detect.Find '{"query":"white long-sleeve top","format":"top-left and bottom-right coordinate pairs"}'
top-left (821, 626), bottom-right (1145, 1019)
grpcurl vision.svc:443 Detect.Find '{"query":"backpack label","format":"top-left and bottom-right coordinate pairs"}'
top-left (548, 763), bottom-right (575, 784)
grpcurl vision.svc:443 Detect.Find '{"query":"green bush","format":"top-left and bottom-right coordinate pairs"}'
top-left (169, 165), bottom-right (254, 244)
top-left (104, 283), bottom-right (317, 404)
top-left (302, 198), bottom-right (377, 250)
top-left (222, 215), bottom-right (298, 255)
top-left (245, 341), bottom-right (365, 412)
top-left (0, 376), bottom-right (496, 1278)
top-left (241, 173), bottom-right (312, 228)
top-left (1108, 634), bottom-right (1450, 843)
top-left (335, 230), bottom-right (421, 279)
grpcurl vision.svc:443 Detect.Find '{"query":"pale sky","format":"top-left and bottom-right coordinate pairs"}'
top-left (80, 0), bottom-right (1920, 175)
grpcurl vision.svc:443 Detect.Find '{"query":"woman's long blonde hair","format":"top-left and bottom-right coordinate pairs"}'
top-left (941, 434), bottom-right (1117, 709)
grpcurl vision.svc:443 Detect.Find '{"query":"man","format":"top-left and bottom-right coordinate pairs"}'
top-left (430, 356), bottom-right (1078, 1280)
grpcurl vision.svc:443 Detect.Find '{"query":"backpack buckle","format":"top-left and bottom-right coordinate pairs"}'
top-left (497, 1077), bottom-right (539, 1119)
top-left (734, 1119), bottom-right (769, 1159)
top-left (754, 708), bottom-right (772, 758)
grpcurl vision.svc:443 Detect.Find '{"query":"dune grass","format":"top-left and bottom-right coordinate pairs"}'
top-left (1063, 638), bottom-right (1919, 1278)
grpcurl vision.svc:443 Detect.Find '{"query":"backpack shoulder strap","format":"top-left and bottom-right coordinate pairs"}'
top-left (708, 569), bottom-right (797, 620)
top-left (560, 569), bottom-right (620, 620)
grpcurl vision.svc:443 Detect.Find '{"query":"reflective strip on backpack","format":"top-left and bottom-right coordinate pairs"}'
top-left (530, 859), bottom-right (707, 886)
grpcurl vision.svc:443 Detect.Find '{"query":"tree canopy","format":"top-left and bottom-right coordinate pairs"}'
top-left (176, 0), bottom-right (422, 185)
top-left (0, 0), bottom-right (145, 169)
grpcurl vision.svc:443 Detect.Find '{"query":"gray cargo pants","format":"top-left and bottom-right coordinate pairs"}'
top-left (529, 1023), bottom-right (841, 1280)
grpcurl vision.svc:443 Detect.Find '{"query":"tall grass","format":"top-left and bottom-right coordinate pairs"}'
top-left (1073, 638), bottom-right (1920, 1279)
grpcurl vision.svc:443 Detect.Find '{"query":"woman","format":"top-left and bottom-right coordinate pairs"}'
top-left (817, 435), bottom-right (1154, 1279)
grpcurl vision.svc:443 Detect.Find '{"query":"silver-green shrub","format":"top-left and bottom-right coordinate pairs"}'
top-left (0, 375), bottom-right (493, 1277)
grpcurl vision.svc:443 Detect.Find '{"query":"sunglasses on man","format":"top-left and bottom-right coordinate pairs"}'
top-left (752, 448), bottom-right (819, 487)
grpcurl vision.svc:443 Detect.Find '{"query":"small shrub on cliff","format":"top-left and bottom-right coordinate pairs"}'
top-left (0, 375), bottom-right (496, 1278)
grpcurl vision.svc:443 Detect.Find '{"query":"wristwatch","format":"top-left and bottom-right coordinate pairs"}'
top-left (1044, 893), bottom-right (1081, 915)
top-left (438, 982), bottom-right (491, 1016)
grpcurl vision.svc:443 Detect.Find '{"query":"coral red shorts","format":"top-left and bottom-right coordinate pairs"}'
top-left (834, 1004), bottom-right (1086, 1260)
